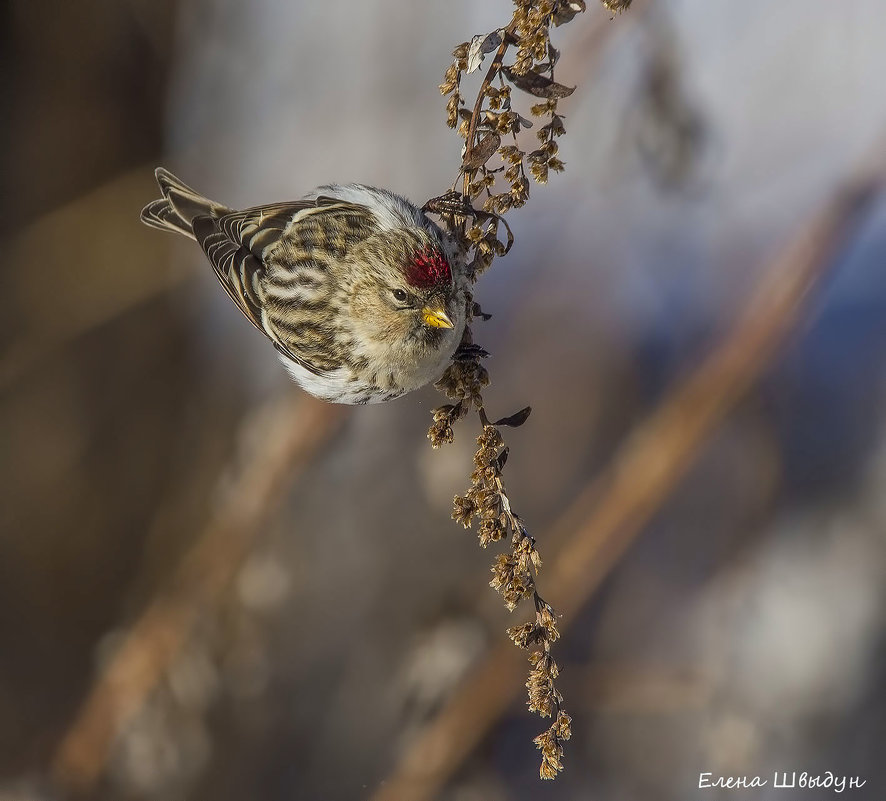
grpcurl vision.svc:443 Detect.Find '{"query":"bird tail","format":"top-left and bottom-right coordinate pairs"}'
top-left (140, 167), bottom-right (231, 239)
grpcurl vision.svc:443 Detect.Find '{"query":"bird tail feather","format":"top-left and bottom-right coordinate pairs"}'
top-left (140, 167), bottom-right (231, 239)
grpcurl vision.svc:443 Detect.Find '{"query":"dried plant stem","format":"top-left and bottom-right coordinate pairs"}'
top-left (374, 164), bottom-right (884, 801)
top-left (51, 395), bottom-right (346, 794)
top-left (433, 2), bottom-right (639, 778)
top-left (461, 24), bottom-right (517, 195)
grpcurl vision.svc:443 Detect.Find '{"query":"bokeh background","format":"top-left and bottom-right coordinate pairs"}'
top-left (2, 1), bottom-right (886, 799)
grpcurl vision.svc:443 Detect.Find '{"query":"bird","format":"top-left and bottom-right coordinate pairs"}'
top-left (141, 168), bottom-right (467, 404)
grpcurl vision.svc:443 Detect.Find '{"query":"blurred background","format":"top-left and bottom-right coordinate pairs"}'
top-left (2, 1), bottom-right (886, 799)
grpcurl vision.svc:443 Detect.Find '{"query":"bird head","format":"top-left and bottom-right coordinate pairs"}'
top-left (346, 228), bottom-right (461, 354)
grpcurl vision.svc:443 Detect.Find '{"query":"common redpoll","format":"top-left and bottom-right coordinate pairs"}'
top-left (141, 168), bottom-right (467, 404)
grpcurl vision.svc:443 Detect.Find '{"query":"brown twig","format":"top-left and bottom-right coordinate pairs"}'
top-left (461, 23), bottom-right (518, 195)
top-left (370, 159), bottom-right (884, 801)
top-left (50, 394), bottom-right (347, 793)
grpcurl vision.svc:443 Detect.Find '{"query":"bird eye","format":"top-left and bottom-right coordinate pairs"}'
top-left (392, 289), bottom-right (409, 303)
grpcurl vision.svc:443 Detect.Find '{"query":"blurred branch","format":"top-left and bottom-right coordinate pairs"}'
top-left (1, 167), bottom-right (191, 391)
top-left (50, 393), bottom-right (347, 793)
top-left (370, 153), bottom-right (885, 801)
top-left (580, 664), bottom-right (713, 712)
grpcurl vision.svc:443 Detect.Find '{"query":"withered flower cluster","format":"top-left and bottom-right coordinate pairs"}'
top-left (433, 390), bottom-right (572, 778)
top-left (455, 413), bottom-right (571, 778)
top-left (427, 0), bottom-right (631, 781)
top-left (440, 0), bottom-right (582, 216)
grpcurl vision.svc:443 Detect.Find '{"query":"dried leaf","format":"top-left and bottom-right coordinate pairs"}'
top-left (495, 447), bottom-right (509, 472)
top-left (503, 67), bottom-right (576, 99)
top-left (496, 214), bottom-right (514, 254)
top-left (494, 407), bottom-right (532, 427)
top-left (472, 302), bottom-right (493, 321)
top-left (474, 211), bottom-right (515, 255)
top-left (467, 30), bottom-right (502, 74)
top-left (463, 132), bottom-right (502, 171)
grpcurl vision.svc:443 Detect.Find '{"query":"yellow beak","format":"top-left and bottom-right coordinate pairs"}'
top-left (421, 303), bottom-right (454, 329)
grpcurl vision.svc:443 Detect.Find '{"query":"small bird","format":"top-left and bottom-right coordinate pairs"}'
top-left (141, 168), bottom-right (467, 404)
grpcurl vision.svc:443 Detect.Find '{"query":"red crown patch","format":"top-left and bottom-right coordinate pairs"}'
top-left (406, 246), bottom-right (451, 288)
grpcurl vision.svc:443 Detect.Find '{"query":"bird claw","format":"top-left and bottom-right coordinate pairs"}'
top-left (454, 343), bottom-right (491, 361)
top-left (423, 191), bottom-right (476, 219)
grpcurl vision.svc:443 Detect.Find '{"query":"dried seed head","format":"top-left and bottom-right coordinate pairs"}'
top-left (428, 401), bottom-right (468, 447)
top-left (547, 114), bottom-right (566, 136)
top-left (446, 93), bottom-right (461, 129)
top-left (428, 419), bottom-right (454, 448)
top-left (534, 722), bottom-right (564, 779)
top-left (434, 357), bottom-right (489, 405)
top-left (478, 517), bottom-right (506, 547)
top-left (530, 99), bottom-right (558, 117)
top-left (508, 621), bottom-right (550, 649)
top-left (510, 175), bottom-right (530, 206)
top-left (490, 552), bottom-right (534, 610)
top-left (441, 63), bottom-right (460, 92)
top-left (533, 710), bottom-right (572, 779)
top-left (477, 424), bottom-right (504, 454)
top-left (555, 710), bottom-right (572, 739)
top-left (466, 225), bottom-right (484, 243)
top-left (536, 603), bottom-right (560, 642)
top-left (526, 651), bottom-right (558, 716)
top-left (452, 494), bottom-right (477, 527)
top-left (529, 160), bottom-right (549, 184)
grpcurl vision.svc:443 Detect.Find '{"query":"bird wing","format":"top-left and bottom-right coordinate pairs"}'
top-left (191, 202), bottom-right (314, 366)
top-left (191, 199), bottom-right (375, 375)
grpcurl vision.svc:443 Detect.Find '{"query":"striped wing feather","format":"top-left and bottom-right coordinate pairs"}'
top-left (192, 199), bottom-right (376, 375)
